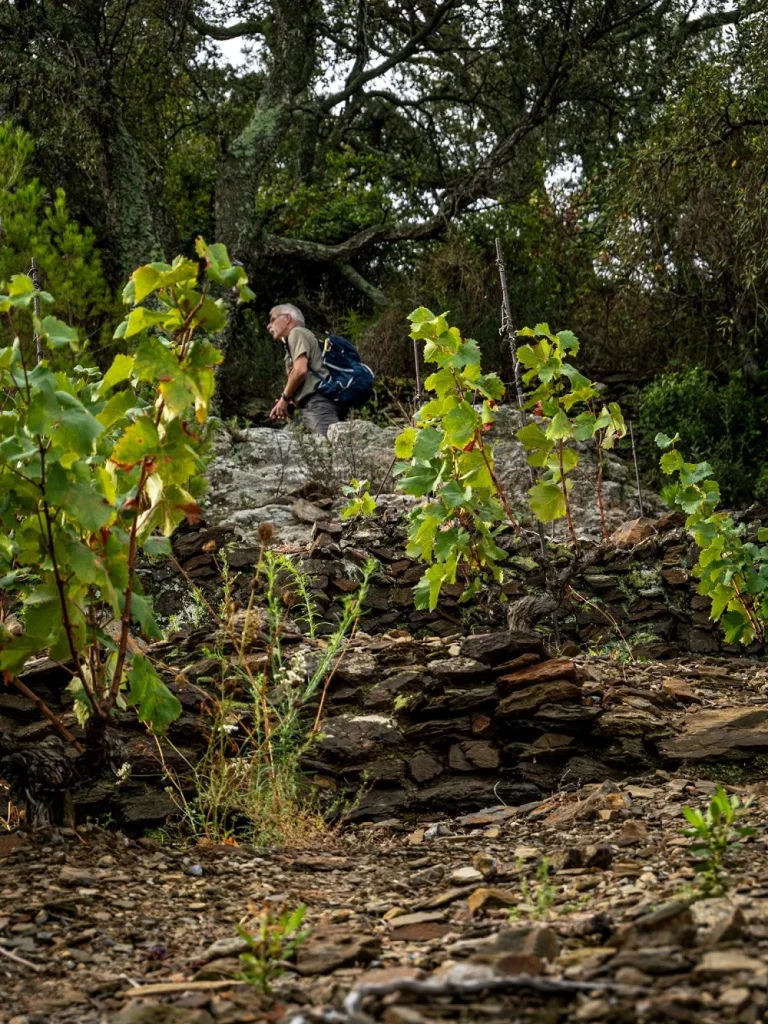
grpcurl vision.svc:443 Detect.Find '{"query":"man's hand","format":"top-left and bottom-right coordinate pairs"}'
top-left (269, 396), bottom-right (291, 421)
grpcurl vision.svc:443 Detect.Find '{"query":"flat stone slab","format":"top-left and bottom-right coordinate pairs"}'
top-left (659, 706), bottom-right (768, 760)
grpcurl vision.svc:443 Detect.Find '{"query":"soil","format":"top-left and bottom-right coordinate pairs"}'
top-left (3, 657), bottom-right (768, 1024)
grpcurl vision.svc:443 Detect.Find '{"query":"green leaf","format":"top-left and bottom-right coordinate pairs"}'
top-left (681, 806), bottom-right (706, 830)
top-left (516, 422), bottom-right (551, 451)
top-left (394, 427), bottom-right (418, 459)
top-left (45, 462), bottom-right (115, 531)
top-left (444, 403), bottom-right (478, 449)
top-left (133, 336), bottom-right (179, 382)
top-left (190, 296), bottom-right (227, 333)
top-left (413, 562), bottom-right (452, 611)
top-left (546, 410), bottom-right (574, 441)
top-left (97, 390), bottom-right (139, 430)
top-left (474, 373), bottom-right (505, 401)
top-left (125, 654), bottom-right (181, 733)
top-left (412, 426), bottom-right (444, 461)
top-left (528, 481), bottom-right (567, 523)
top-left (40, 316), bottom-right (78, 350)
top-left (660, 449), bottom-right (684, 474)
top-left (560, 363), bottom-right (592, 392)
top-left (556, 330), bottom-right (579, 352)
top-left (102, 354), bottom-right (135, 391)
top-left (440, 480), bottom-right (470, 509)
top-left (132, 266), bottom-right (162, 304)
top-left (722, 608), bottom-right (752, 645)
top-left (0, 631), bottom-right (50, 673)
top-left (407, 306), bottom-right (436, 324)
top-left (203, 243), bottom-right (242, 288)
top-left (111, 417), bottom-right (160, 467)
top-left (27, 388), bottom-right (104, 456)
top-left (143, 535), bottom-right (173, 557)
top-left (127, 592), bottom-right (162, 640)
top-left (121, 306), bottom-right (170, 339)
top-left (655, 432), bottom-right (678, 449)
top-left (62, 537), bottom-right (109, 586)
top-left (572, 410), bottom-right (597, 441)
top-left (455, 339), bottom-right (481, 366)
top-left (434, 525), bottom-right (461, 562)
top-left (399, 462), bottom-right (441, 498)
top-left (680, 461), bottom-right (713, 485)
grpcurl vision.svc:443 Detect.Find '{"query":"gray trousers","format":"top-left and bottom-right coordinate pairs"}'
top-left (299, 392), bottom-right (341, 437)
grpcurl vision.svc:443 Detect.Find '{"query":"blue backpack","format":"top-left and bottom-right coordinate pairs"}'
top-left (314, 334), bottom-right (375, 409)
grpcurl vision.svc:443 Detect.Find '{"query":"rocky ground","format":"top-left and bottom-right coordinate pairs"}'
top-left (4, 420), bottom-right (768, 1024)
top-left (3, 656), bottom-right (768, 1024)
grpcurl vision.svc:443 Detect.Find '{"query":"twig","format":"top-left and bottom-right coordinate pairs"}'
top-left (168, 552), bottom-right (222, 626)
top-left (337, 973), bottom-right (650, 1018)
top-left (478, 443), bottom-right (522, 538)
top-left (375, 453), bottom-right (398, 500)
top-left (558, 441), bottom-right (578, 545)
top-left (595, 443), bottom-right (609, 541)
top-left (7, 675), bottom-right (84, 753)
top-left (0, 945), bottom-right (41, 972)
top-left (568, 585), bottom-right (634, 660)
top-left (312, 623), bottom-right (358, 734)
top-left (629, 420), bottom-right (644, 518)
top-left (119, 979), bottom-right (249, 997)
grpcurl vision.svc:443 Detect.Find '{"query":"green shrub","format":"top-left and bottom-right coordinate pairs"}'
top-left (637, 367), bottom-right (767, 507)
top-left (0, 123), bottom-right (116, 365)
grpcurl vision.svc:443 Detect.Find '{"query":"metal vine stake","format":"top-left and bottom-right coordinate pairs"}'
top-left (495, 237), bottom-right (560, 645)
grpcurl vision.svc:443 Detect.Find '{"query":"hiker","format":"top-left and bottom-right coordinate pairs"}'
top-left (267, 303), bottom-right (374, 437)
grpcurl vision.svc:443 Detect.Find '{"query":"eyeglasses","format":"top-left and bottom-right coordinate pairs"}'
top-left (268, 313), bottom-right (289, 324)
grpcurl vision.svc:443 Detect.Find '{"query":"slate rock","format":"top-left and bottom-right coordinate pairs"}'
top-left (428, 657), bottom-right (487, 679)
top-left (200, 935), bottom-right (249, 963)
top-left (694, 950), bottom-right (766, 977)
top-left (365, 670), bottom-right (422, 710)
top-left (112, 1005), bottom-right (215, 1024)
top-left (119, 790), bottom-right (177, 826)
top-left (659, 706), bottom-right (768, 760)
top-left (315, 714), bottom-right (402, 762)
top-left (497, 680), bottom-right (581, 716)
top-left (296, 925), bottom-right (381, 975)
top-left (613, 901), bottom-right (696, 950)
top-left (409, 751), bottom-right (444, 783)
top-left (58, 865), bottom-right (98, 887)
top-left (334, 647), bottom-right (378, 684)
top-left (497, 658), bottom-right (578, 690)
top-left (460, 630), bottom-right (544, 665)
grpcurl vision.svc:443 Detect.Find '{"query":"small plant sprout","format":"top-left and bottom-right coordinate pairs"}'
top-left (509, 856), bottom-right (556, 921)
top-left (236, 902), bottom-right (310, 993)
top-left (681, 785), bottom-right (755, 896)
top-left (341, 478), bottom-right (378, 520)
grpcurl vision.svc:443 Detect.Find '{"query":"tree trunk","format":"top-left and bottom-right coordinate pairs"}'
top-left (215, 0), bottom-right (320, 268)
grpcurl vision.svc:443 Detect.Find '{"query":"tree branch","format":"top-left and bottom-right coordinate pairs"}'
top-left (184, 6), bottom-right (265, 41)
top-left (319, 0), bottom-right (461, 113)
top-left (676, 7), bottom-right (744, 44)
top-left (338, 262), bottom-right (389, 305)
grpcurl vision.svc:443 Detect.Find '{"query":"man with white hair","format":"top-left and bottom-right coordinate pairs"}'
top-left (266, 303), bottom-right (340, 437)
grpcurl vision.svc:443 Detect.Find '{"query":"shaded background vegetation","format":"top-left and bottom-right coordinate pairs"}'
top-left (1, 0), bottom-right (767, 503)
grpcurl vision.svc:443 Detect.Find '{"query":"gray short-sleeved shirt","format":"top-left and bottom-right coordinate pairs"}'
top-left (284, 326), bottom-right (326, 405)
